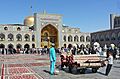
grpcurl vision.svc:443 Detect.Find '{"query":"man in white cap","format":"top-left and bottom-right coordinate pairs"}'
top-left (93, 42), bottom-right (102, 56)
top-left (49, 43), bottom-right (56, 75)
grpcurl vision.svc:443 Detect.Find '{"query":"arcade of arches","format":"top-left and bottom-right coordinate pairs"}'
top-left (0, 44), bottom-right (5, 48)
top-left (41, 24), bottom-right (58, 48)
top-left (0, 44), bottom-right (32, 49)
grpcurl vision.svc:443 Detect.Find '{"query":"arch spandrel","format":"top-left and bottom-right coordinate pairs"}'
top-left (41, 22), bottom-right (58, 30)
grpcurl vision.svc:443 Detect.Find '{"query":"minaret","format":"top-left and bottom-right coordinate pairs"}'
top-left (110, 14), bottom-right (115, 29)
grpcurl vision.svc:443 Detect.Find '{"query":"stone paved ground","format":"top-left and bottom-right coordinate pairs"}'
top-left (0, 54), bottom-right (120, 79)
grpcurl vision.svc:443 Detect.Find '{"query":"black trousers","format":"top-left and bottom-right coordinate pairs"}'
top-left (106, 64), bottom-right (112, 76)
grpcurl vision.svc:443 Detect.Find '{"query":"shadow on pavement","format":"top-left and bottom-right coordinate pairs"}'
top-left (43, 70), bottom-right (51, 74)
top-left (61, 67), bottom-right (96, 75)
top-left (97, 71), bottom-right (106, 76)
top-left (113, 66), bottom-right (120, 68)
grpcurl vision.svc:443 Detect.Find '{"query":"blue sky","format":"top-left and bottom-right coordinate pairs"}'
top-left (0, 0), bottom-right (120, 32)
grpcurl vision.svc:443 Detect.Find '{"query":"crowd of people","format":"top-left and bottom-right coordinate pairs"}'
top-left (60, 43), bottom-right (120, 59)
top-left (0, 48), bottom-right (47, 55)
top-left (0, 43), bottom-right (120, 60)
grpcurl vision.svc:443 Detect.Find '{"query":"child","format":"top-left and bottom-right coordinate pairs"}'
top-left (105, 49), bottom-right (113, 76)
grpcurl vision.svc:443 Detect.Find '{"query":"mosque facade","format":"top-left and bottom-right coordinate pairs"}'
top-left (0, 13), bottom-right (90, 49)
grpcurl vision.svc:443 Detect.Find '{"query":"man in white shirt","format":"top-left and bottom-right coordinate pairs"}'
top-left (105, 49), bottom-right (113, 76)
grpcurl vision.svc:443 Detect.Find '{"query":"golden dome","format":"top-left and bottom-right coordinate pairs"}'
top-left (24, 16), bottom-right (34, 26)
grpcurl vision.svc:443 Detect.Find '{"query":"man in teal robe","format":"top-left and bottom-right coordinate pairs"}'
top-left (49, 43), bottom-right (56, 75)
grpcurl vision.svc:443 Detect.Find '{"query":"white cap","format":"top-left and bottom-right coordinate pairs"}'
top-left (93, 42), bottom-right (100, 47)
top-left (51, 43), bottom-right (55, 46)
top-left (110, 44), bottom-right (115, 48)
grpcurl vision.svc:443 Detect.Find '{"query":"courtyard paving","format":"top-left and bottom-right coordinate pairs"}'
top-left (0, 54), bottom-right (120, 79)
